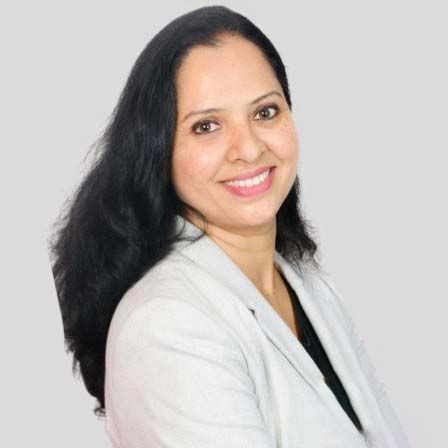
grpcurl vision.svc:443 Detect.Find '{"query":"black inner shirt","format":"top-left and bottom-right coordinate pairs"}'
top-left (280, 271), bottom-right (364, 434)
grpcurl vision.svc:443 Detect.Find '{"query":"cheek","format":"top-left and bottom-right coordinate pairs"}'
top-left (172, 145), bottom-right (221, 191)
top-left (271, 121), bottom-right (300, 162)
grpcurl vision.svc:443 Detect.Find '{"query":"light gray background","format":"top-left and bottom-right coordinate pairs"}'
top-left (2, 1), bottom-right (446, 446)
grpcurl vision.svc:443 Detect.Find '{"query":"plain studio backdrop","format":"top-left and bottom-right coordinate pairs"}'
top-left (1, 1), bottom-right (446, 446)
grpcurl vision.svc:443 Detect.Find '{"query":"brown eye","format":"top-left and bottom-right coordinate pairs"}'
top-left (192, 120), bottom-right (219, 135)
top-left (255, 104), bottom-right (280, 120)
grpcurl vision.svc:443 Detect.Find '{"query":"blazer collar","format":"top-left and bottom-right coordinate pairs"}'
top-left (172, 215), bottom-right (393, 444)
top-left (172, 215), bottom-right (336, 389)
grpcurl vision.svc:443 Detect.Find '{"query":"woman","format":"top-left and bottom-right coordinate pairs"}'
top-left (49, 6), bottom-right (411, 448)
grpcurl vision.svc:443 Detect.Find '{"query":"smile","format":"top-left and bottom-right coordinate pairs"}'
top-left (224, 168), bottom-right (270, 186)
top-left (221, 167), bottom-right (275, 198)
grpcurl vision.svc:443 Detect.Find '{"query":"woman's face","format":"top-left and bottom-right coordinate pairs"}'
top-left (171, 34), bottom-right (300, 233)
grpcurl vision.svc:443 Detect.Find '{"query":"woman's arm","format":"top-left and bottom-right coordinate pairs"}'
top-left (106, 297), bottom-right (276, 448)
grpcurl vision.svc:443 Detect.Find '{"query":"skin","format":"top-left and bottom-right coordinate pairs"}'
top-left (171, 33), bottom-right (301, 307)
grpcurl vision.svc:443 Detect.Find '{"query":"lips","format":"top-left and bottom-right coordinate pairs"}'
top-left (221, 165), bottom-right (275, 198)
top-left (221, 165), bottom-right (274, 182)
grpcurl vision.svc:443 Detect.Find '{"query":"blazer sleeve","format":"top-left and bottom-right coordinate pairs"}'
top-left (318, 275), bottom-right (412, 448)
top-left (106, 297), bottom-right (276, 448)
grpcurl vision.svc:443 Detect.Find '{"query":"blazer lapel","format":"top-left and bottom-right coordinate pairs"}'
top-left (173, 215), bottom-right (325, 393)
top-left (173, 215), bottom-right (397, 445)
top-left (274, 253), bottom-right (370, 430)
top-left (275, 250), bottom-right (398, 446)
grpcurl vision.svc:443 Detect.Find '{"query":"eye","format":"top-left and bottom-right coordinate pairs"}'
top-left (254, 104), bottom-right (280, 120)
top-left (191, 120), bottom-right (220, 135)
top-left (191, 104), bottom-right (280, 136)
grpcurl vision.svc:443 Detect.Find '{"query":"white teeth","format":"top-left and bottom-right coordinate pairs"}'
top-left (224, 168), bottom-right (270, 187)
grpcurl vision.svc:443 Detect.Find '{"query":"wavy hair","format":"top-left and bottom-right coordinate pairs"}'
top-left (48, 5), bottom-right (322, 418)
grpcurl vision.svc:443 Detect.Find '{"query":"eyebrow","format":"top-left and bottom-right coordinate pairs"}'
top-left (181, 90), bottom-right (283, 123)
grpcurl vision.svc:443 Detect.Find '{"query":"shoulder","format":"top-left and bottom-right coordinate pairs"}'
top-left (286, 259), bottom-right (341, 305)
top-left (108, 251), bottom-right (205, 336)
top-left (107, 295), bottom-right (241, 362)
top-left (292, 261), bottom-right (352, 323)
top-left (106, 250), bottom-right (244, 356)
top-left (301, 266), bottom-right (361, 341)
top-left (104, 263), bottom-right (249, 391)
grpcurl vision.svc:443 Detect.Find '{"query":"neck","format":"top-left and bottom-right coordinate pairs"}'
top-left (187, 213), bottom-right (278, 297)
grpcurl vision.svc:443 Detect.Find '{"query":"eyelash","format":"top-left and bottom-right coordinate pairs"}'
top-left (191, 103), bottom-right (280, 135)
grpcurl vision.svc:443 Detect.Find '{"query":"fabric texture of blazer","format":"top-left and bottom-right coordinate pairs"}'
top-left (104, 214), bottom-right (411, 448)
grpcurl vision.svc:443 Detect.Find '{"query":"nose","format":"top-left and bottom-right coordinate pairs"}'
top-left (225, 120), bottom-right (267, 164)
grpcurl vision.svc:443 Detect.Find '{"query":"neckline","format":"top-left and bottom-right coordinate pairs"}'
top-left (277, 268), bottom-right (309, 344)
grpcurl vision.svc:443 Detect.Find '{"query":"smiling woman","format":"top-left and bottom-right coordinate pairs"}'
top-left (48, 5), bottom-right (411, 448)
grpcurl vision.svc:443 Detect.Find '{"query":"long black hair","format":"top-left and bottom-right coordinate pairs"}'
top-left (48, 5), bottom-right (321, 418)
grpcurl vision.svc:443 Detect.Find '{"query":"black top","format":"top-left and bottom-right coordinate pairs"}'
top-left (281, 272), bottom-right (364, 434)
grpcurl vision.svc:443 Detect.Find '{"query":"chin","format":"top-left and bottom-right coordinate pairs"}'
top-left (237, 210), bottom-right (278, 228)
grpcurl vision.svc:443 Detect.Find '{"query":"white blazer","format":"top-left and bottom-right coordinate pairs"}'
top-left (104, 215), bottom-right (411, 448)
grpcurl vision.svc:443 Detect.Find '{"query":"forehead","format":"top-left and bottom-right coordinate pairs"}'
top-left (175, 35), bottom-right (281, 111)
